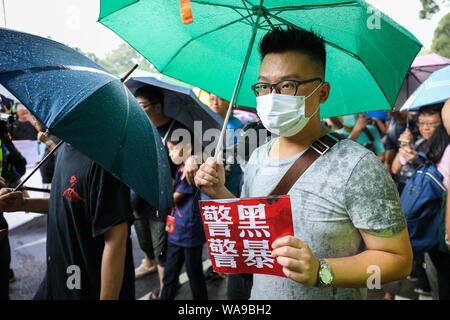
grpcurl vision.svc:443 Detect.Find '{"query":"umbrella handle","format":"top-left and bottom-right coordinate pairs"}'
top-left (13, 140), bottom-right (64, 192)
top-left (213, 2), bottom-right (265, 161)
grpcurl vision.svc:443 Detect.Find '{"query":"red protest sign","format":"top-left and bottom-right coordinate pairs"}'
top-left (199, 195), bottom-right (293, 278)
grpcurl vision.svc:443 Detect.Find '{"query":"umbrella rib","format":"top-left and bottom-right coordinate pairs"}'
top-left (161, 13), bottom-right (255, 73)
top-left (266, 2), bottom-right (359, 12)
top-left (230, 6), bottom-right (254, 26)
top-left (410, 72), bottom-right (422, 85)
top-left (119, 82), bottom-right (131, 149)
top-left (190, 0), bottom-right (246, 10)
top-left (240, 0), bottom-right (256, 24)
top-left (413, 64), bottom-right (449, 71)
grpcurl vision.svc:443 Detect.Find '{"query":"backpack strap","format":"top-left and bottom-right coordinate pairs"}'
top-left (269, 132), bottom-right (344, 196)
top-left (362, 127), bottom-right (374, 142)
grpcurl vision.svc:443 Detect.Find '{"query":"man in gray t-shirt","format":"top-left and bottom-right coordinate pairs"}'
top-left (195, 27), bottom-right (413, 300)
top-left (242, 136), bottom-right (406, 299)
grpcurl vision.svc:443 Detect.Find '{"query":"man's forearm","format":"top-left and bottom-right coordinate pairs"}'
top-left (202, 185), bottom-right (236, 200)
top-left (348, 127), bottom-right (363, 142)
top-left (325, 249), bottom-right (411, 288)
top-left (23, 198), bottom-right (49, 214)
top-left (100, 232), bottom-right (127, 300)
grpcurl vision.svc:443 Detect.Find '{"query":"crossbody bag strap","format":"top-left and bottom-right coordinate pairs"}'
top-left (269, 132), bottom-right (344, 196)
top-left (362, 127), bottom-right (374, 142)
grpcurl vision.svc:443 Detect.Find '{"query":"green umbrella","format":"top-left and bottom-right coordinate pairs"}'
top-left (99, 0), bottom-right (421, 117)
top-left (99, 0), bottom-right (421, 157)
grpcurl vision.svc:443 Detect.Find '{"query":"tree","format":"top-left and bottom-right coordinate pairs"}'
top-left (419, 0), bottom-right (449, 19)
top-left (431, 13), bottom-right (450, 57)
top-left (70, 42), bottom-right (157, 77)
top-left (100, 43), bottom-right (157, 76)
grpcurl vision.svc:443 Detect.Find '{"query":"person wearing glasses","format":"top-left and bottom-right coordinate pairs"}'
top-left (391, 104), bottom-right (444, 194)
top-left (195, 27), bottom-right (412, 300)
top-left (390, 103), bottom-right (448, 299)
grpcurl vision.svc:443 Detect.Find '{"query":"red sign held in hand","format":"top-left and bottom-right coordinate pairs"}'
top-left (199, 195), bottom-right (294, 278)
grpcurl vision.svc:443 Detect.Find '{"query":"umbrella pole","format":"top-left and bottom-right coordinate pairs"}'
top-left (213, 2), bottom-right (264, 161)
top-left (20, 186), bottom-right (51, 193)
top-left (406, 75), bottom-right (410, 130)
top-left (13, 140), bottom-right (64, 192)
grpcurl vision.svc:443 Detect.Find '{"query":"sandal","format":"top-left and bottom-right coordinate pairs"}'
top-left (135, 261), bottom-right (157, 279)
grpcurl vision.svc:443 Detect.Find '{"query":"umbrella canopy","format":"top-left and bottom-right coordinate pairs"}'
top-left (0, 28), bottom-right (173, 209)
top-left (124, 70), bottom-right (223, 148)
top-left (400, 65), bottom-right (450, 111)
top-left (394, 53), bottom-right (450, 110)
top-left (98, 0), bottom-right (422, 119)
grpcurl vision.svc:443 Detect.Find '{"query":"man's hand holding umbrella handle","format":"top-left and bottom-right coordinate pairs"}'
top-left (0, 188), bottom-right (49, 214)
top-left (194, 157), bottom-right (234, 199)
top-left (0, 188), bottom-right (27, 212)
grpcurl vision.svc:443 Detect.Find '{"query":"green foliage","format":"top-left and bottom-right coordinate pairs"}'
top-left (431, 13), bottom-right (450, 57)
top-left (418, 47), bottom-right (432, 56)
top-left (419, 0), bottom-right (449, 19)
top-left (74, 42), bottom-right (156, 76)
top-left (99, 43), bottom-right (156, 76)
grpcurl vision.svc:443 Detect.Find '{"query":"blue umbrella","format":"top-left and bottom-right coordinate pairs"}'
top-left (0, 28), bottom-right (173, 209)
top-left (125, 70), bottom-right (223, 148)
top-left (401, 65), bottom-right (450, 111)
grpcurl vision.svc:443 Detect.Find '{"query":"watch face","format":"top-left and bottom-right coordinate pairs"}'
top-left (319, 267), bottom-right (333, 285)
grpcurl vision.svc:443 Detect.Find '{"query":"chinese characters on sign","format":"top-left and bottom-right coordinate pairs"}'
top-left (199, 196), bottom-right (293, 278)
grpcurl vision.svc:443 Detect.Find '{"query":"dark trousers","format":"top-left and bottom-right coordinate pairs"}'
top-left (160, 242), bottom-right (207, 300)
top-left (428, 246), bottom-right (450, 300)
top-left (414, 252), bottom-right (431, 291)
top-left (0, 236), bottom-right (11, 300)
top-left (227, 273), bottom-right (253, 300)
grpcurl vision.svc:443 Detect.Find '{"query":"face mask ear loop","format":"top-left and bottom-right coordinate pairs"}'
top-left (305, 81), bottom-right (323, 99)
top-left (305, 82), bottom-right (323, 119)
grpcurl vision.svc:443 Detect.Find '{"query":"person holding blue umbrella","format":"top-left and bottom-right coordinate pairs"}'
top-left (401, 65), bottom-right (450, 112)
top-left (195, 27), bottom-right (413, 300)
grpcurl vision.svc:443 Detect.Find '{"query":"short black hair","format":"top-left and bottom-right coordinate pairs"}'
top-left (418, 103), bottom-right (443, 117)
top-left (259, 27), bottom-right (326, 77)
top-left (134, 85), bottom-right (164, 105)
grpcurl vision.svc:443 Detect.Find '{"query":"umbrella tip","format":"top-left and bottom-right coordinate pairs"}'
top-left (121, 64), bottom-right (139, 83)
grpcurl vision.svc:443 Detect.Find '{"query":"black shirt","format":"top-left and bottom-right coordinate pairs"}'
top-left (39, 135), bottom-right (61, 184)
top-left (34, 144), bottom-right (135, 300)
top-left (0, 136), bottom-right (24, 230)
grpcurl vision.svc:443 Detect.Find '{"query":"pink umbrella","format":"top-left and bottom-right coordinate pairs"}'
top-left (395, 53), bottom-right (450, 110)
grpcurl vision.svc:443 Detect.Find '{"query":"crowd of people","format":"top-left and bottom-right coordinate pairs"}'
top-left (0, 27), bottom-right (448, 300)
top-left (324, 105), bottom-right (450, 300)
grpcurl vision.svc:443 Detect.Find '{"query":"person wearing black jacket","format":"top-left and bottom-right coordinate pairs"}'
top-left (0, 123), bottom-right (27, 300)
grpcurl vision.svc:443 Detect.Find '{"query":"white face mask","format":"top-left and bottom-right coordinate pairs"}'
top-left (256, 83), bottom-right (322, 137)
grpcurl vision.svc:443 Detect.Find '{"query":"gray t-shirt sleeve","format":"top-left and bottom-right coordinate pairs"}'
top-left (344, 152), bottom-right (407, 237)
